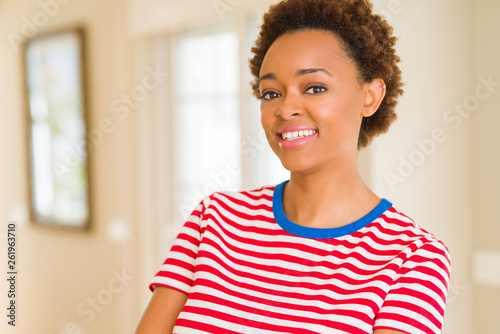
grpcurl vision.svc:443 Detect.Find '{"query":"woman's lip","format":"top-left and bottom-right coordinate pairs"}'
top-left (278, 125), bottom-right (317, 135)
top-left (277, 131), bottom-right (318, 149)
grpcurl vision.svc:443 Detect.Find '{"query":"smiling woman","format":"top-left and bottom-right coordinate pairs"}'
top-left (135, 0), bottom-right (451, 334)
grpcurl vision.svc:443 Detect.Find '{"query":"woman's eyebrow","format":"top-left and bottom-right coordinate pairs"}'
top-left (296, 67), bottom-right (332, 77)
top-left (257, 67), bottom-right (332, 86)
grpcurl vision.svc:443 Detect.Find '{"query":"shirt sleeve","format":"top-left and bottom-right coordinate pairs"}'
top-left (149, 195), bottom-right (210, 295)
top-left (373, 240), bottom-right (452, 334)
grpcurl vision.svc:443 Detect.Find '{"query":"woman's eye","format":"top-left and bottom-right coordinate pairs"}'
top-left (305, 86), bottom-right (327, 94)
top-left (259, 91), bottom-right (280, 100)
top-left (259, 86), bottom-right (326, 100)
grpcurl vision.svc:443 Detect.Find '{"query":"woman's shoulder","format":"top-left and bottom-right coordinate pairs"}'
top-left (197, 184), bottom-right (280, 222)
top-left (378, 201), bottom-right (450, 255)
top-left (209, 183), bottom-right (279, 203)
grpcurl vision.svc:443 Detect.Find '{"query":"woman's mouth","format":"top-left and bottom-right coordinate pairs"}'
top-left (280, 129), bottom-right (317, 141)
top-left (277, 130), bottom-right (318, 149)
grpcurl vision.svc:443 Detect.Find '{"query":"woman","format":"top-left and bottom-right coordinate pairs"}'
top-left (136, 0), bottom-right (451, 333)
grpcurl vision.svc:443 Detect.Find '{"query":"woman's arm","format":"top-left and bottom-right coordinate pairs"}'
top-left (135, 286), bottom-right (188, 334)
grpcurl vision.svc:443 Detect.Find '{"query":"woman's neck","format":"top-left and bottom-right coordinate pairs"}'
top-left (282, 157), bottom-right (381, 229)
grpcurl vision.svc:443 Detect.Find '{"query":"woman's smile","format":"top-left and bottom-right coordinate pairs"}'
top-left (277, 125), bottom-right (318, 149)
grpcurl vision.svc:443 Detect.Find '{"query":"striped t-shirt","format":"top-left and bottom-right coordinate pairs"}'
top-left (150, 180), bottom-right (451, 334)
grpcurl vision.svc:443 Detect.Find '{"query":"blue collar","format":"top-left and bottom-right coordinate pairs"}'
top-left (272, 180), bottom-right (392, 239)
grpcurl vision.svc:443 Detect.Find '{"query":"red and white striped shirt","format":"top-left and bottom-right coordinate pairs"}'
top-left (150, 180), bottom-right (451, 334)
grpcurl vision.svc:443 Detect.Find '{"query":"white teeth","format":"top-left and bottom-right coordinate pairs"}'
top-left (280, 130), bottom-right (317, 140)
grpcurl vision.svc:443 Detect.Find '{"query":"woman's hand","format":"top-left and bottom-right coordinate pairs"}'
top-left (135, 286), bottom-right (188, 334)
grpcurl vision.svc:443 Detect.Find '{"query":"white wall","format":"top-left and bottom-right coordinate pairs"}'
top-left (127, 0), bottom-right (277, 36)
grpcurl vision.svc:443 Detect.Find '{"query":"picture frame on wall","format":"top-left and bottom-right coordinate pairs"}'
top-left (23, 27), bottom-right (91, 230)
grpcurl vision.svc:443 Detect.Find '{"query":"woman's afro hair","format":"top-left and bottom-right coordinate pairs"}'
top-left (248, 0), bottom-right (404, 149)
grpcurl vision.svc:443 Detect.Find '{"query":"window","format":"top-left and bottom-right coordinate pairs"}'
top-left (170, 14), bottom-right (289, 227)
top-left (173, 23), bottom-right (242, 224)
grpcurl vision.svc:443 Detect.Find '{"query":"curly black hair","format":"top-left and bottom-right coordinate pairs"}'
top-left (249, 0), bottom-right (404, 149)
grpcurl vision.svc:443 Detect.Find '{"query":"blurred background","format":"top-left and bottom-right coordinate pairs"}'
top-left (0, 0), bottom-right (499, 333)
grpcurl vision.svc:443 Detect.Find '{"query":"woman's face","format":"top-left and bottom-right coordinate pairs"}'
top-left (258, 29), bottom-right (382, 174)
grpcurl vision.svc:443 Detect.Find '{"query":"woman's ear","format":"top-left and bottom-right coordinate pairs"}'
top-left (361, 78), bottom-right (386, 117)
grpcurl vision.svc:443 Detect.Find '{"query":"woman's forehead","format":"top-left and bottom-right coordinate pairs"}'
top-left (259, 30), bottom-right (352, 80)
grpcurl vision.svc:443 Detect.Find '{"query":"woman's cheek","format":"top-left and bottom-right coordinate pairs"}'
top-left (260, 111), bottom-right (275, 140)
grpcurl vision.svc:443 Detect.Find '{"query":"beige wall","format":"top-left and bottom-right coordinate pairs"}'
top-left (1, 0), bottom-right (498, 333)
top-left (368, 1), bottom-right (500, 333)
top-left (369, 0), bottom-right (473, 333)
top-left (0, 0), bottom-right (138, 333)
top-left (470, 0), bottom-right (500, 333)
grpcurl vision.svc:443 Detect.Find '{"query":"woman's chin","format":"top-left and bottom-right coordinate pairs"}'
top-left (280, 159), bottom-right (318, 175)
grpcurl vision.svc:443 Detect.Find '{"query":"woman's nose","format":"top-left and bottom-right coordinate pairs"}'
top-left (276, 93), bottom-right (304, 120)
